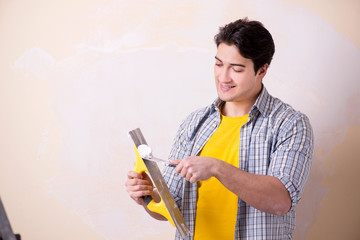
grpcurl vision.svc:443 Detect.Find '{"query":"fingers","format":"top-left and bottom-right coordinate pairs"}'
top-left (174, 158), bottom-right (196, 182)
top-left (127, 170), bottom-right (143, 179)
top-left (189, 175), bottom-right (198, 183)
top-left (174, 162), bottom-right (183, 175)
top-left (174, 156), bottom-right (215, 183)
top-left (126, 171), bottom-right (154, 205)
top-left (186, 171), bottom-right (198, 183)
top-left (178, 163), bottom-right (191, 179)
top-left (126, 184), bottom-right (153, 205)
top-left (183, 165), bottom-right (199, 183)
top-left (126, 182), bottom-right (153, 198)
top-left (170, 159), bottom-right (181, 165)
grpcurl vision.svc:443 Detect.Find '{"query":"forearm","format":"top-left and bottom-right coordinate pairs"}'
top-left (214, 160), bottom-right (292, 216)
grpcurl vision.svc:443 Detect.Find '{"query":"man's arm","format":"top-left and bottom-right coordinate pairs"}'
top-left (171, 112), bottom-right (313, 216)
top-left (216, 160), bottom-right (291, 216)
top-left (171, 157), bottom-right (291, 216)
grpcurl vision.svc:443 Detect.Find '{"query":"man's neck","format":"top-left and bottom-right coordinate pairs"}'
top-left (221, 101), bottom-right (253, 117)
top-left (221, 89), bottom-right (262, 117)
top-left (220, 84), bottom-right (263, 117)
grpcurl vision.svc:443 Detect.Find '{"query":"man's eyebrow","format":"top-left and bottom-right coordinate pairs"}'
top-left (215, 56), bottom-right (246, 68)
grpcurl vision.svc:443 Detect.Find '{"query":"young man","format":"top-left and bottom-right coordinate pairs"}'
top-left (126, 18), bottom-right (313, 240)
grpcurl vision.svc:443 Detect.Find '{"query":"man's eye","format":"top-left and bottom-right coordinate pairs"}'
top-left (215, 63), bottom-right (222, 67)
top-left (233, 68), bottom-right (243, 72)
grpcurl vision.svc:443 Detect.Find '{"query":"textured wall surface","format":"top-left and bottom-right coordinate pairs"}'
top-left (1, 0), bottom-right (359, 239)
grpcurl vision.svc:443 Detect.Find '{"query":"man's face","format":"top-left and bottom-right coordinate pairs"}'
top-left (214, 43), bottom-right (265, 105)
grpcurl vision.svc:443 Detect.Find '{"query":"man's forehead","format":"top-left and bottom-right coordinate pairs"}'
top-left (215, 43), bottom-right (252, 66)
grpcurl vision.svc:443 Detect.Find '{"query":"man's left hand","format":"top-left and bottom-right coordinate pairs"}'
top-left (171, 156), bottom-right (219, 183)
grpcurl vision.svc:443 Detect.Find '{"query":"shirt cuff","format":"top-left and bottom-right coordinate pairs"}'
top-left (276, 174), bottom-right (300, 210)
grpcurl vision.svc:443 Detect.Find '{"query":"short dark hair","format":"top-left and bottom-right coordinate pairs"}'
top-left (214, 18), bottom-right (275, 74)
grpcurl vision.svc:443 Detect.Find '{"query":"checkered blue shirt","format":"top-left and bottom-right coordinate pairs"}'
top-left (163, 86), bottom-right (314, 240)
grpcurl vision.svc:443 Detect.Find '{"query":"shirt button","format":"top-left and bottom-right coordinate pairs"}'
top-left (196, 145), bottom-right (200, 149)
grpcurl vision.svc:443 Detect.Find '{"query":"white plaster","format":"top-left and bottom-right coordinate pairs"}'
top-left (13, 46), bottom-right (55, 80)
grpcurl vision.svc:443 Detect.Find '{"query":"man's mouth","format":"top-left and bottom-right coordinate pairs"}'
top-left (220, 84), bottom-right (235, 91)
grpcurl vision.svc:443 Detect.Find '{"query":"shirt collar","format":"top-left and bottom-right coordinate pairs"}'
top-left (250, 85), bottom-right (271, 117)
top-left (211, 98), bottom-right (224, 112)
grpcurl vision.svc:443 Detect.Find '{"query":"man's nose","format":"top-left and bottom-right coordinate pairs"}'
top-left (218, 68), bottom-right (231, 83)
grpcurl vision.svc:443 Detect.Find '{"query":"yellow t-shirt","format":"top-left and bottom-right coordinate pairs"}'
top-left (194, 113), bottom-right (249, 240)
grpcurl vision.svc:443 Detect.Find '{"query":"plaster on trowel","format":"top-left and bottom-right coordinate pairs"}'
top-left (137, 144), bottom-right (177, 167)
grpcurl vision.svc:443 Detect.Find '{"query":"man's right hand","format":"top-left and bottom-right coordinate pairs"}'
top-left (125, 171), bottom-right (154, 206)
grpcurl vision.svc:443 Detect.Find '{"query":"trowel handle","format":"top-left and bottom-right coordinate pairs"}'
top-left (133, 146), bottom-right (175, 226)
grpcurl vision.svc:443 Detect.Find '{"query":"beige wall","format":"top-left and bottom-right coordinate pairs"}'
top-left (0, 0), bottom-right (359, 239)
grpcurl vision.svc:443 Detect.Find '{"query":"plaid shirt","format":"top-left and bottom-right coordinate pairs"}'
top-left (163, 86), bottom-right (314, 240)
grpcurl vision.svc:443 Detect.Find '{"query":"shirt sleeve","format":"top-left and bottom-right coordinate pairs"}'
top-left (268, 112), bottom-right (314, 209)
top-left (161, 115), bottom-right (191, 208)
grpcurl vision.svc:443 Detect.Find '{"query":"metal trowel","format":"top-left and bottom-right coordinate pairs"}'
top-left (128, 128), bottom-right (190, 239)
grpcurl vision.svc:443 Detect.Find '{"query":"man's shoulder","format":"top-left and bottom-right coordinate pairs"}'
top-left (270, 96), bottom-right (308, 118)
top-left (264, 93), bottom-right (312, 131)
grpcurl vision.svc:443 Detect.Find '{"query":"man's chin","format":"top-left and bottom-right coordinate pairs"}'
top-left (218, 95), bottom-right (234, 102)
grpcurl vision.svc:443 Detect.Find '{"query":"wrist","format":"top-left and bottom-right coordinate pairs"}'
top-left (212, 158), bottom-right (224, 179)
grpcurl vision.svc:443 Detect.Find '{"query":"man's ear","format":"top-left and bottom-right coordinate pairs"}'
top-left (256, 64), bottom-right (269, 78)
